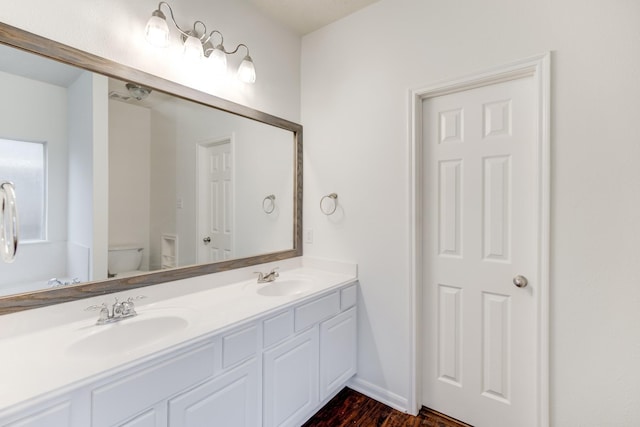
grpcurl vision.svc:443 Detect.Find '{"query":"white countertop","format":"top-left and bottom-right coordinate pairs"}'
top-left (0, 257), bottom-right (357, 414)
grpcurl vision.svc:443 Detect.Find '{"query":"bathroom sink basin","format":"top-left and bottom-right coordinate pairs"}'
top-left (256, 278), bottom-right (313, 297)
top-left (67, 312), bottom-right (190, 358)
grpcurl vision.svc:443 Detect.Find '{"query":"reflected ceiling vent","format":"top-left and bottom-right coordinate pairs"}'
top-left (126, 83), bottom-right (152, 100)
top-left (108, 83), bottom-right (153, 103)
top-left (108, 91), bottom-right (131, 101)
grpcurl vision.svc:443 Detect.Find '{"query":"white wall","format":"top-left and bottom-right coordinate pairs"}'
top-left (67, 72), bottom-right (109, 281)
top-left (302, 0), bottom-right (640, 425)
top-left (0, 0), bottom-right (301, 123)
top-left (108, 100), bottom-right (152, 271)
top-left (149, 103), bottom-right (178, 270)
top-left (233, 123), bottom-right (294, 257)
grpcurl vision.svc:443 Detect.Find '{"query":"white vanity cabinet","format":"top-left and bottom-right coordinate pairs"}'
top-left (263, 284), bottom-right (358, 427)
top-left (0, 281), bottom-right (358, 427)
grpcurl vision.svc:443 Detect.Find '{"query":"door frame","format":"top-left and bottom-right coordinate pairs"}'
top-left (195, 135), bottom-right (235, 263)
top-left (408, 53), bottom-right (551, 425)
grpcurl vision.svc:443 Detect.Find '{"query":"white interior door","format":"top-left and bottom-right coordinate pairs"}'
top-left (197, 140), bottom-right (233, 263)
top-left (421, 76), bottom-right (539, 427)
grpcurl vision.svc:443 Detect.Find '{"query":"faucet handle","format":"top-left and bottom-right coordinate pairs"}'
top-left (86, 303), bottom-right (110, 322)
top-left (122, 295), bottom-right (146, 315)
top-left (112, 297), bottom-right (125, 316)
top-left (48, 278), bottom-right (62, 287)
top-left (85, 303), bottom-right (107, 312)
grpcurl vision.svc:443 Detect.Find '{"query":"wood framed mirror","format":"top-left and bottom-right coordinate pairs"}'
top-left (0, 22), bottom-right (302, 315)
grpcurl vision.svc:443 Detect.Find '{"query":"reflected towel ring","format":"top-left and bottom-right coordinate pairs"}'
top-left (262, 194), bottom-right (276, 214)
top-left (0, 181), bottom-right (18, 263)
top-left (320, 193), bottom-right (338, 215)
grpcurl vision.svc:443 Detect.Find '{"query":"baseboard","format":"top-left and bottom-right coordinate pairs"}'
top-left (347, 376), bottom-right (409, 413)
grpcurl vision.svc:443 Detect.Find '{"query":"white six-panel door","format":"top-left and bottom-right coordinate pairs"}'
top-left (197, 141), bottom-right (233, 263)
top-left (421, 75), bottom-right (539, 427)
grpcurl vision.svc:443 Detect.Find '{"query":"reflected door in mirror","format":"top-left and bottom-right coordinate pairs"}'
top-left (198, 139), bottom-right (233, 263)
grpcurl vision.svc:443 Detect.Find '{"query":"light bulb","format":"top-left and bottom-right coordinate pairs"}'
top-left (145, 11), bottom-right (169, 48)
top-left (237, 55), bottom-right (256, 84)
top-left (207, 46), bottom-right (228, 76)
top-left (183, 35), bottom-right (204, 62)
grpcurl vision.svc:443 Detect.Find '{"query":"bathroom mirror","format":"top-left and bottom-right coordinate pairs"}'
top-left (0, 23), bottom-right (302, 314)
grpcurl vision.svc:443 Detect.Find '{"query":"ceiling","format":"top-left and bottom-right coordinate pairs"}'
top-left (246, 0), bottom-right (381, 35)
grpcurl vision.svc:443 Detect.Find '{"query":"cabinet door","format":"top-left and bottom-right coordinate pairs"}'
top-left (120, 406), bottom-right (164, 427)
top-left (168, 359), bottom-right (259, 427)
top-left (263, 327), bottom-right (319, 427)
top-left (319, 307), bottom-right (357, 401)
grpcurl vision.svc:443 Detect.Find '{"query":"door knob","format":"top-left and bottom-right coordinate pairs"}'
top-left (513, 275), bottom-right (528, 288)
top-left (203, 236), bottom-right (211, 244)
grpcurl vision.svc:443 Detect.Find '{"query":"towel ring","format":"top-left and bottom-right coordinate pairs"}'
top-left (0, 181), bottom-right (18, 263)
top-left (262, 194), bottom-right (276, 214)
top-left (320, 193), bottom-right (338, 215)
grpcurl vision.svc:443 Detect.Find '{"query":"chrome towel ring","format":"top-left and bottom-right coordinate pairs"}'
top-left (320, 193), bottom-right (338, 216)
top-left (262, 194), bottom-right (276, 214)
top-left (0, 181), bottom-right (18, 263)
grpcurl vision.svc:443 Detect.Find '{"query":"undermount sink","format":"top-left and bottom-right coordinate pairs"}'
top-left (256, 278), bottom-right (314, 297)
top-left (67, 311), bottom-right (191, 358)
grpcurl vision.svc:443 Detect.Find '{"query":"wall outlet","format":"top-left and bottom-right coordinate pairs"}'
top-left (304, 228), bottom-right (313, 244)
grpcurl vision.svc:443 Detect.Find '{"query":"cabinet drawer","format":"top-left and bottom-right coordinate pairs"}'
top-left (295, 292), bottom-right (340, 332)
top-left (92, 343), bottom-right (215, 427)
top-left (3, 401), bottom-right (72, 427)
top-left (263, 310), bottom-right (294, 348)
top-left (222, 325), bottom-right (258, 369)
top-left (340, 284), bottom-right (357, 310)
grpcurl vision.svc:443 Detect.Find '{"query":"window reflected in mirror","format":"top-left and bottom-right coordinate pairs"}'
top-left (0, 138), bottom-right (45, 241)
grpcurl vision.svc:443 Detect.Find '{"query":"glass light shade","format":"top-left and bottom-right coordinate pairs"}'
top-left (183, 35), bottom-right (204, 62)
top-left (145, 14), bottom-right (169, 48)
top-left (207, 47), bottom-right (228, 76)
top-left (237, 55), bottom-right (256, 84)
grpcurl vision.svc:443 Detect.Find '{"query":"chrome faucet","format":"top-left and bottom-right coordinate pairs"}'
top-left (86, 295), bottom-right (145, 325)
top-left (47, 278), bottom-right (63, 287)
top-left (255, 267), bottom-right (279, 283)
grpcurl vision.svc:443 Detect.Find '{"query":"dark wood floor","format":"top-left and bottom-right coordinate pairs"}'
top-left (303, 388), bottom-right (472, 427)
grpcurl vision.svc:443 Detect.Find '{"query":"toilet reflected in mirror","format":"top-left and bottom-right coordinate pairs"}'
top-left (108, 247), bottom-right (144, 278)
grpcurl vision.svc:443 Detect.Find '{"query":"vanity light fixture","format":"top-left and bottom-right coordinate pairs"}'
top-left (144, 1), bottom-right (256, 83)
